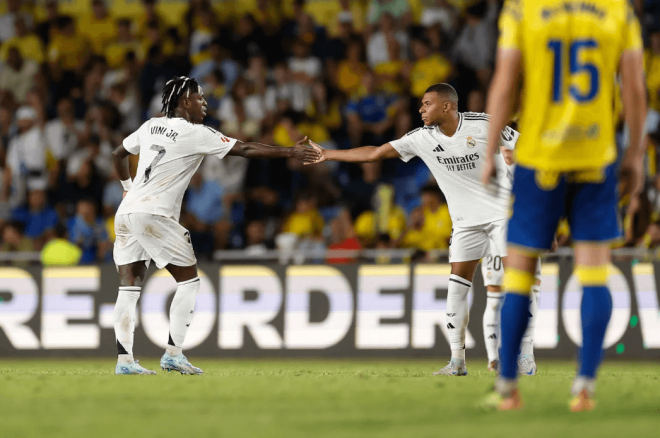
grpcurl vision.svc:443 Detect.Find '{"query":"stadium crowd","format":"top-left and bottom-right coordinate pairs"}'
top-left (0, 0), bottom-right (658, 265)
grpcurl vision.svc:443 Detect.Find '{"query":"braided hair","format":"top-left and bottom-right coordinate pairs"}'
top-left (161, 76), bottom-right (201, 118)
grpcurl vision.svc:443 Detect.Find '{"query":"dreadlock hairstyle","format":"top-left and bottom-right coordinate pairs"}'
top-left (161, 76), bottom-right (201, 118)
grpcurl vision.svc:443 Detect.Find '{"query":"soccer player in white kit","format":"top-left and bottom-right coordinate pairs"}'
top-left (481, 144), bottom-right (543, 375)
top-left (111, 76), bottom-right (319, 374)
top-left (307, 83), bottom-right (516, 376)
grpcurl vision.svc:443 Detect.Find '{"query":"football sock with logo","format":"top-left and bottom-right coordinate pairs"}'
top-left (447, 274), bottom-right (471, 361)
top-left (114, 286), bottom-right (141, 364)
top-left (576, 266), bottom-right (612, 379)
top-left (520, 284), bottom-right (540, 357)
top-left (166, 277), bottom-right (200, 357)
top-left (500, 269), bottom-right (535, 379)
top-left (483, 291), bottom-right (502, 363)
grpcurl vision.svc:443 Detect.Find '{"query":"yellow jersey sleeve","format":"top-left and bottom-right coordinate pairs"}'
top-left (623, 5), bottom-right (643, 52)
top-left (497, 0), bottom-right (522, 50)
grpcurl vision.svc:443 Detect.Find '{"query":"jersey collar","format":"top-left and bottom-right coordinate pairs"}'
top-left (456, 113), bottom-right (463, 132)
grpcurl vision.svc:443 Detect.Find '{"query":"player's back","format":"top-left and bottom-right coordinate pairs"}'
top-left (116, 117), bottom-right (235, 221)
top-left (498, 0), bottom-right (642, 171)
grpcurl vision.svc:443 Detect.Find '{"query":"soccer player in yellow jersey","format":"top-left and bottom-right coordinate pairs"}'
top-left (482, 0), bottom-right (646, 411)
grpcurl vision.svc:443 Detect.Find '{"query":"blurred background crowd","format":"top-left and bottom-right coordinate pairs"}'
top-left (0, 0), bottom-right (659, 265)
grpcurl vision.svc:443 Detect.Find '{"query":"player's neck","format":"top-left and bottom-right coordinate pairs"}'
top-left (438, 112), bottom-right (459, 137)
top-left (173, 108), bottom-right (192, 123)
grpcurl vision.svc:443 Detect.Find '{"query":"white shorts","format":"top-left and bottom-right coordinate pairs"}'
top-left (113, 213), bottom-right (197, 269)
top-left (482, 255), bottom-right (543, 287)
top-left (449, 219), bottom-right (507, 263)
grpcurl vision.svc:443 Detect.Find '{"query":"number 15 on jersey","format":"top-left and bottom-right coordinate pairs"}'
top-left (548, 38), bottom-right (600, 103)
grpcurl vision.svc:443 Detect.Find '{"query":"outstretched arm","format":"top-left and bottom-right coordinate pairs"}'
top-left (227, 136), bottom-right (320, 162)
top-left (305, 141), bottom-right (401, 164)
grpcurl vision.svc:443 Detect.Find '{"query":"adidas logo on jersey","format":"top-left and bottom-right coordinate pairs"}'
top-left (447, 323), bottom-right (455, 329)
top-left (488, 334), bottom-right (497, 339)
top-left (433, 144), bottom-right (444, 153)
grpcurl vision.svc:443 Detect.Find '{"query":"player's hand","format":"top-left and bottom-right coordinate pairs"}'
top-left (291, 136), bottom-right (321, 163)
top-left (123, 191), bottom-right (128, 199)
top-left (620, 158), bottom-right (644, 207)
top-left (304, 140), bottom-right (327, 165)
top-left (481, 156), bottom-right (497, 186)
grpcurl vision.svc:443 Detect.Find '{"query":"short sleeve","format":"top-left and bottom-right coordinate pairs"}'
top-left (198, 125), bottom-right (237, 159)
top-left (389, 129), bottom-right (420, 162)
top-left (500, 126), bottom-right (520, 150)
top-left (497, 0), bottom-right (522, 51)
top-left (623, 5), bottom-right (643, 52)
top-left (122, 121), bottom-right (148, 155)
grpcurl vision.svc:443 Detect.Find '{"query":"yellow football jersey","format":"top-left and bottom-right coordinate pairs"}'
top-left (498, 0), bottom-right (642, 171)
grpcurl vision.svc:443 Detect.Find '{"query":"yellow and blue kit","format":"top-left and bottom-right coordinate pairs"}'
top-left (499, 0), bottom-right (643, 251)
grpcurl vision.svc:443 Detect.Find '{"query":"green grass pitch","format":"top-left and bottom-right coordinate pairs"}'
top-left (0, 359), bottom-right (658, 438)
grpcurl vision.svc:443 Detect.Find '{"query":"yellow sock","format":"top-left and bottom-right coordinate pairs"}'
top-left (575, 265), bottom-right (609, 286)
top-left (504, 269), bottom-right (535, 295)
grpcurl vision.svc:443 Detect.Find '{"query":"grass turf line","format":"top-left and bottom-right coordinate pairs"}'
top-left (0, 359), bottom-right (658, 438)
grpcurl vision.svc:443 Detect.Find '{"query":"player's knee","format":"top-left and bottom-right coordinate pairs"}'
top-left (575, 265), bottom-right (609, 286)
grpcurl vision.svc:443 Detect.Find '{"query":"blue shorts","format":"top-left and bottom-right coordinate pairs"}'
top-left (508, 164), bottom-right (622, 251)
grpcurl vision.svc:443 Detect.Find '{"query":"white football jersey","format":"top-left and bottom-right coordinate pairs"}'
top-left (116, 117), bottom-right (237, 221)
top-left (390, 112), bottom-right (519, 227)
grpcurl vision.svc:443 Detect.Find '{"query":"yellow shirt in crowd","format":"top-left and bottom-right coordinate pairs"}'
top-left (0, 34), bottom-right (44, 63)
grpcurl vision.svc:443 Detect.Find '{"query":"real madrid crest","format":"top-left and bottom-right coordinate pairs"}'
top-left (466, 136), bottom-right (476, 148)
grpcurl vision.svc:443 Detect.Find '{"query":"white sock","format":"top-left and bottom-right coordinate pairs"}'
top-left (483, 291), bottom-right (502, 363)
top-left (114, 286), bottom-right (140, 364)
top-left (447, 274), bottom-right (471, 361)
top-left (166, 277), bottom-right (200, 357)
top-left (520, 285), bottom-right (540, 357)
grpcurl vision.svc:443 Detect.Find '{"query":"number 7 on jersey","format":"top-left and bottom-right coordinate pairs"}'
top-left (144, 145), bottom-right (166, 184)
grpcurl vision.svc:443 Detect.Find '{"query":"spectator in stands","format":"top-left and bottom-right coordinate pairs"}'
top-left (45, 98), bottom-right (86, 163)
top-left (67, 134), bottom-right (113, 182)
top-left (68, 198), bottom-right (110, 263)
top-left (288, 38), bottom-right (322, 112)
top-left (406, 37), bottom-right (453, 100)
top-left (345, 70), bottom-right (401, 148)
top-left (35, 0), bottom-right (61, 47)
top-left (354, 184), bottom-right (406, 247)
top-left (420, 0), bottom-right (456, 36)
top-left (184, 170), bottom-right (229, 254)
top-left (11, 189), bottom-right (59, 249)
top-left (79, 0), bottom-right (117, 56)
top-left (218, 77), bottom-right (265, 142)
top-left (366, 0), bottom-right (412, 27)
top-left (646, 28), bottom-right (660, 113)
top-left (41, 223), bottom-right (82, 266)
top-left (0, 0), bottom-right (32, 44)
top-left (5, 106), bottom-right (47, 207)
top-left (327, 208), bottom-right (361, 264)
top-left (48, 16), bottom-right (91, 104)
top-left (1, 221), bottom-right (34, 267)
top-left (244, 220), bottom-right (269, 256)
top-left (366, 12), bottom-right (408, 68)
top-left (105, 18), bottom-right (144, 70)
top-left (452, 0), bottom-right (497, 103)
top-left (189, 4), bottom-right (217, 66)
top-left (136, 0), bottom-right (166, 38)
top-left (401, 184), bottom-right (452, 251)
top-left (0, 47), bottom-right (38, 105)
top-left (373, 35), bottom-right (405, 94)
top-left (0, 16), bottom-right (44, 64)
top-left (282, 191), bottom-right (324, 239)
top-left (190, 39), bottom-right (241, 92)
